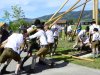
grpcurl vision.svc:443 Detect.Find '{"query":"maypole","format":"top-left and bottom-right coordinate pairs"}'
top-left (45, 0), bottom-right (69, 24)
top-left (49, 0), bottom-right (81, 27)
top-left (47, 0), bottom-right (91, 25)
top-left (93, 0), bottom-right (98, 24)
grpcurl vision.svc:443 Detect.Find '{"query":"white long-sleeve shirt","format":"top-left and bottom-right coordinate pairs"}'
top-left (92, 32), bottom-right (100, 41)
top-left (78, 30), bottom-right (86, 38)
top-left (46, 30), bottom-right (54, 43)
top-left (89, 24), bottom-right (100, 34)
top-left (4, 33), bottom-right (24, 54)
top-left (78, 30), bottom-right (89, 44)
top-left (29, 30), bottom-right (48, 45)
top-left (67, 25), bottom-right (72, 32)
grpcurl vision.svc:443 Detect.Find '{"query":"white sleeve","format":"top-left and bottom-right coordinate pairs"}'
top-left (29, 31), bottom-right (41, 39)
top-left (78, 30), bottom-right (84, 37)
top-left (92, 34), bottom-right (96, 41)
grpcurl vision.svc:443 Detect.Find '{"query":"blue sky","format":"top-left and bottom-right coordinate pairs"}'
top-left (0, 0), bottom-right (100, 19)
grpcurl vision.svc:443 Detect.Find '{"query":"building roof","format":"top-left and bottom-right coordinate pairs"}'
top-left (56, 20), bottom-right (67, 24)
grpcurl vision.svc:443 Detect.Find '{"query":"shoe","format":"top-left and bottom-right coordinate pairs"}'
top-left (38, 59), bottom-right (47, 65)
top-left (49, 62), bottom-right (55, 68)
top-left (12, 73), bottom-right (19, 75)
top-left (73, 44), bottom-right (77, 48)
top-left (20, 66), bottom-right (25, 70)
top-left (26, 69), bottom-right (35, 73)
top-left (1, 70), bottom-right (11, 74)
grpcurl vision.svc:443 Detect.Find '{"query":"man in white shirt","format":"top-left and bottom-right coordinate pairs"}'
top-left (27, 25), bottom-right (54, 73)
top-left (89, 21), bottom-right (100, 34)
top-left (67, 25), bottom-right (72, 41)
top-left (51, 24), bottom-right (59, 55)
top-left (91, 28), bottom-right (100, 58)
top-left (73, 26), bottom-right (90, 49)
top-left (0, 29), bottom-right (28, 75)
top-left (89, 21), bottom-right (100, 43)
top-left (44, 25), bottom-right (54, 56)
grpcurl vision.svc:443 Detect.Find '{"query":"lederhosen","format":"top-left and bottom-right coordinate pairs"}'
top-left (28, 31), bottom-right (40, 53)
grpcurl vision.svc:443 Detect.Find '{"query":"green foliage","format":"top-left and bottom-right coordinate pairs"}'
top-left (11, 5), bottom-right (25, 20)
top-left (2, 10), bottom-right (11, 21)
top-left (9, 22), bottom-right (19, 31)
top-left (2, 5), bottom-right (28, 31)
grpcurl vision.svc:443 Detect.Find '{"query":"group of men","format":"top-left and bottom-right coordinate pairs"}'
top-left (73, 20), bottom-right (100, 58)
top-left (0, 19), bottom-right (61, 75)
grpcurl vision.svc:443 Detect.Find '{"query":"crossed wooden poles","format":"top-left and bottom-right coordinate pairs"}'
top-left (45, 0), bottom-right (94, 62)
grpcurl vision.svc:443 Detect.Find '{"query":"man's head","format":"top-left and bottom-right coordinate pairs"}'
top-left (44, 24), bottom-right (49, 30)
top-left (34, 19), bottom-right (41, 26)
top-left (36, 25), bottom-right (44, 30)
top-left (85, 26), bottom-right (89, 32)
top-left (22, 29), bottom-right (28, 39)
top-left (92, 20), bottom-right (96, 24)
top-left (93, 28), bottom-right (98, 32)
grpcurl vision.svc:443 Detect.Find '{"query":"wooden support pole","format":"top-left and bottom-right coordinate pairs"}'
top-left (62, 54), bottom-right (94, 62)
top-left (49, 0), bottom-right (80, 27)
top-left (46, 0), bottom-right (69, 24)
top-left (72, 0), bottom-right (87, 40)
top-left (93, 0), bottom-right (98, 24)
top-left (93, 0), bottom-right (96, 19)
top-left (95, 0), bottom-right (98, 24)
top-left (47, 0), bottom-right (91, 25)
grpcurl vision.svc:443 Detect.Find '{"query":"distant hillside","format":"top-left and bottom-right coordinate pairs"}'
top-left (18, 10), bottom-right (100, 23)
top-left (38, 10), bottom-right (100, 21)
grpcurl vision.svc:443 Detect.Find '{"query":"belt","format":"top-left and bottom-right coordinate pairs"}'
top-left (41, 45), bottom-right (48, 48)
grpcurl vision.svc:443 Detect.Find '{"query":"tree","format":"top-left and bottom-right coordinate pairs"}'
top-left (2, 10), bottom-right (11, 22)
top-left (11, 5), bottom-right (25, 20)
top-left (10, 5), bottom-right (26, 31)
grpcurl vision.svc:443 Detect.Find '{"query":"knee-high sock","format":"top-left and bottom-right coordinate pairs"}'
top-left (15, 61), bottom-right (21, 74)
top-left (31, 55), bottom-right (37, 69)
top-left (1, 59), bottom-right (11, 71)
top-left (21, 56), bottom-right (29, 68)
top-left (96, 47), bottom-right (99, 56)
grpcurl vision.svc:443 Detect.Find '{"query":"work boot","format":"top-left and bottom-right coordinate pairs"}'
top-left (49, 62), bottom-right (55, 68)
top-left (1, 69), bottom-right (11, 74)
top-left (38, 59), bottom-right (47, 65)
top-left (26, 68), bottom-right (35, 73)
top-left (20, 66), bottom-right (25, 70)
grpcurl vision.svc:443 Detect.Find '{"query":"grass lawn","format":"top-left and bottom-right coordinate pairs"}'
top-left (51, 26), bottom-right (100, 69)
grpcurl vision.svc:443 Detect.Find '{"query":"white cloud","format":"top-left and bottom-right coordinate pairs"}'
top-left (0, 0), bottom-right (100, 19)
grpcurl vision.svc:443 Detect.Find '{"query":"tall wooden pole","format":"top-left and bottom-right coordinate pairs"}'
top-left (93, 0), bottom-right (98, 24)
top-left (47, 0), bottom-right (91, 25)
top-left (46, 0), bottom-right (69, 24)
top-left (93, 0), bottom-right (96, 19)
top-left (49, 0), bottom-right (80, 27)
top-left (95, 0), bottom-right (98, 24)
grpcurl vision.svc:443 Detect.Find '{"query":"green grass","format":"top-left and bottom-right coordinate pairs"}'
top-left (52, 31), bottom-right (100, 69)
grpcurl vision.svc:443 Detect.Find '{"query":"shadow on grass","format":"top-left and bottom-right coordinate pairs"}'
top-left (56, 47), bottom-right (92, 57)
top-left (57, 49), bottom-right (77, 54)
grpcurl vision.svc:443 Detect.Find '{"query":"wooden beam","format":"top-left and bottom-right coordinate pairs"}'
top-left (49, 0), bottom-right (80, 27)
top-left (47, 0), bottom-right (91, 25)
top-left (93, 0), bottom-right (98, 24)
top-left (62, 54), bottom-right (94, 62)
top-left (95, 0), bottom-right (98, 24)
top-left (46, 0), bottom-right (69, 24)
top-left (72, 0), bottom-right (87, 40)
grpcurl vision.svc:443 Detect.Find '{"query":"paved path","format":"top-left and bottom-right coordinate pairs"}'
top-left (0, 52), bottom-right (100, 75)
